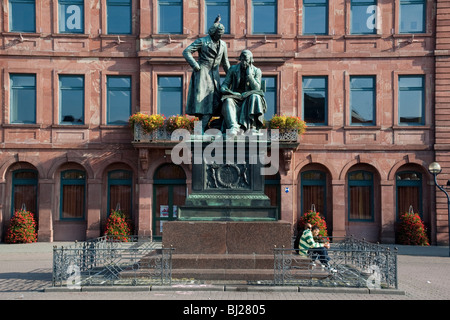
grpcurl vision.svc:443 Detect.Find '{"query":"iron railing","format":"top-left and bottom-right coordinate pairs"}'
top-left (53, 235), bottom-right (398, 289)
top-left (274, 236), bottom-right (398, 289)
top-left (52, 235), bottom-right (173, 287)
top-left (133, 123), bottom-right (299, 142)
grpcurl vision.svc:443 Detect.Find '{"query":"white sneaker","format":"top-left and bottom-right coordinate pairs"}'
top-left (326, 264), bottom-right (337, 273)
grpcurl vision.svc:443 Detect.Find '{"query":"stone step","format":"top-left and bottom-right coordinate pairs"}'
top-left (136, 252), bottom-right (328, 281)
top-left (141, 253), bottom-right (314, 270)
top-left (171, 254), bottom-right (277, 269)
top-left (135, 253), bottom-right (329, 281)
top-left (120, 266), bottom-right (330, 282)
top-left (170, 268), bottom-right (330, 281)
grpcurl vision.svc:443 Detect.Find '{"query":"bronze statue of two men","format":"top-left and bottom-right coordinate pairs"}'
top-left (183, 17), bottom-right (266, 136)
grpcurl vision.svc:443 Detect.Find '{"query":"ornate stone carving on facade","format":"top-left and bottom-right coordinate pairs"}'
top-left (139, 149), bottom-right (149, 172)
top-left (282, 149), bottom-right (293, 173)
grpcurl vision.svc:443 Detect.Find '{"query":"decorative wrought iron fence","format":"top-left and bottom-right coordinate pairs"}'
top-left (52, 236), bottom-right (173, 287)
top-left (274, 236), bottom-right (398, 289)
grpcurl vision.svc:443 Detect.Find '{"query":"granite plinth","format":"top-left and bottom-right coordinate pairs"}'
top-left (162, 221), bottom-right (291, 254)
top-left (178, 204), bottom-right (277, 221)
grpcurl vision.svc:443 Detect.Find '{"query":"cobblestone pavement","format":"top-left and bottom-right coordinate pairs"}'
top-left (0, 242), bottom-right (449, 301)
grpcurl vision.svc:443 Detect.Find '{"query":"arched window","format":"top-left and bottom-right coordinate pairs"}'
top-left (108, 170), bottom-right (133, 219)
top-left (301, 170), bottom-right (326, 217)
top-left (153, 164), bottom-right (186, 240)
top-left (396, 171), bottom-right (422, 219)
top-left (60, 170), bottom-right (85, 220)
top-left (12, 169), bottom-right (38, 216)
top-left (348, 170), bottom-right (373, 221)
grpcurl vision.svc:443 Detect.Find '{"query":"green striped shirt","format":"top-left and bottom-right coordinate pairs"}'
top-left (298, 229), bottom-right (324, 256)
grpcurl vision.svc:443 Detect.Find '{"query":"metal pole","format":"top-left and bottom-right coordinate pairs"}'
top-left (448, 198), bottom-right (450, 258)
top-left (432, 173), bottom-right (450, 257)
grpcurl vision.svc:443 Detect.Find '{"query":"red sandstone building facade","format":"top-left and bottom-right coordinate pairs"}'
top-left (0, 0), bottom-right (448, 245)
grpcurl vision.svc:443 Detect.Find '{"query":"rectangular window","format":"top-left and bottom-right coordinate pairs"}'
top-left (302, 76), bottom-right (327, 125)
top-left (303, 0), bottom-right (328, 35)
top-left (158, 0), bottom-right (182, 34)
top-left (59, 75), bottom-right (84, 125)
top-left (348, 171), bottom-right (373, 221)
top-left (59, 0), bottom-right (84, 33)
top-left (400, 0), bottom-right (425, 33)
top-left (107, 0), bottom-right (132, 34)
top-left (61, 170), bottom-right (85, 219)
top-left (252, 0), bottom-right (277, 34)
top-left (351, 0), bottom-right (377, 34)
top-left (262, 76), bottom-right (276, 121)
top-left (350, 76), bottom-right (375, 125)
top-left (398, 75), bottom-right (424, 125)
top-left (158, 76), bottom-right (183, 117)
top-left (9, 0), bottom-right (35, 32)
top-left (205, 0), bottom-right (229, 34)
top-left (10, 74), bottom-right (36, 124)
top-left (107, 76), bottom-right (131, 125)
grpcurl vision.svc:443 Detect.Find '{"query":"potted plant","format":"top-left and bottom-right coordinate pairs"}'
top-left (5, 208), bottom-right (37, 244)
top-left (129, 113), bottom-right (166, 141)
top-left (268, 115), bottom-right (307, 134)
top-left (166, 115), bottom-right (198, 133)
top-left (129, 112), bottom-right (165, 133)
top-left (397, 211), bottom-right (430, 246)
top-left (104, 209), bottom-right (132, 242)
top-left (297, 209), bottom-right (329, 242)
top-left (267, 115), bottom-right (306, 141)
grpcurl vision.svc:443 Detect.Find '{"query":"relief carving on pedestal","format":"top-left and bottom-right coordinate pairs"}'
top-left (206, 163), bottom-right (251, 190)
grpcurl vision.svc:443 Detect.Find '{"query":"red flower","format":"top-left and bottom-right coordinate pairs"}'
top-left (298, 210), bottom-right (329, 242)
top-left (397, 212), bottom-right (429, 246)
top-left (104, 209), bottom-right (132, 242)
top-left (5, 209), bottom-right (37, 244)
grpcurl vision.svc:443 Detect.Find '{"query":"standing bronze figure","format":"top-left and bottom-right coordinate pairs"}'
top-left (183, 16), bottom-right (230, 133)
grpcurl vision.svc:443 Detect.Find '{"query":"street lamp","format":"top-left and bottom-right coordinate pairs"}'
top-left (428, 162), bottom-right (450, 257)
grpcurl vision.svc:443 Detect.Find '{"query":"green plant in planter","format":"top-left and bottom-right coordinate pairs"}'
top-left (128, 112), bottom-right (165, 133)
top-left (6, 209), bottom-right (37, 244)
top-left (166, 115), bottom-right (198, 133)
top-left (268, 115), bottom-right (307, 134)
top-left (104, 209), bottom-right (132, 242)
top-left (397, 212), bottom-right (429, 246)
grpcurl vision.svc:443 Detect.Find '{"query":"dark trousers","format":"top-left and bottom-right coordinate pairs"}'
top-left (308, 247), bottom-right (330, 266)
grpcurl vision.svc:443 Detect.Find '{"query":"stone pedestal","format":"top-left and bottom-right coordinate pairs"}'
top-left (162, 220), bottom-right (291, 254)
top-left (178, 138), bottom-right (278, 221)
top-left (163, 137), bottom-right (290, 281)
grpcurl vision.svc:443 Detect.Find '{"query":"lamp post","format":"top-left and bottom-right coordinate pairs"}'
top-left (428, 162), bottom-right (450, 257)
